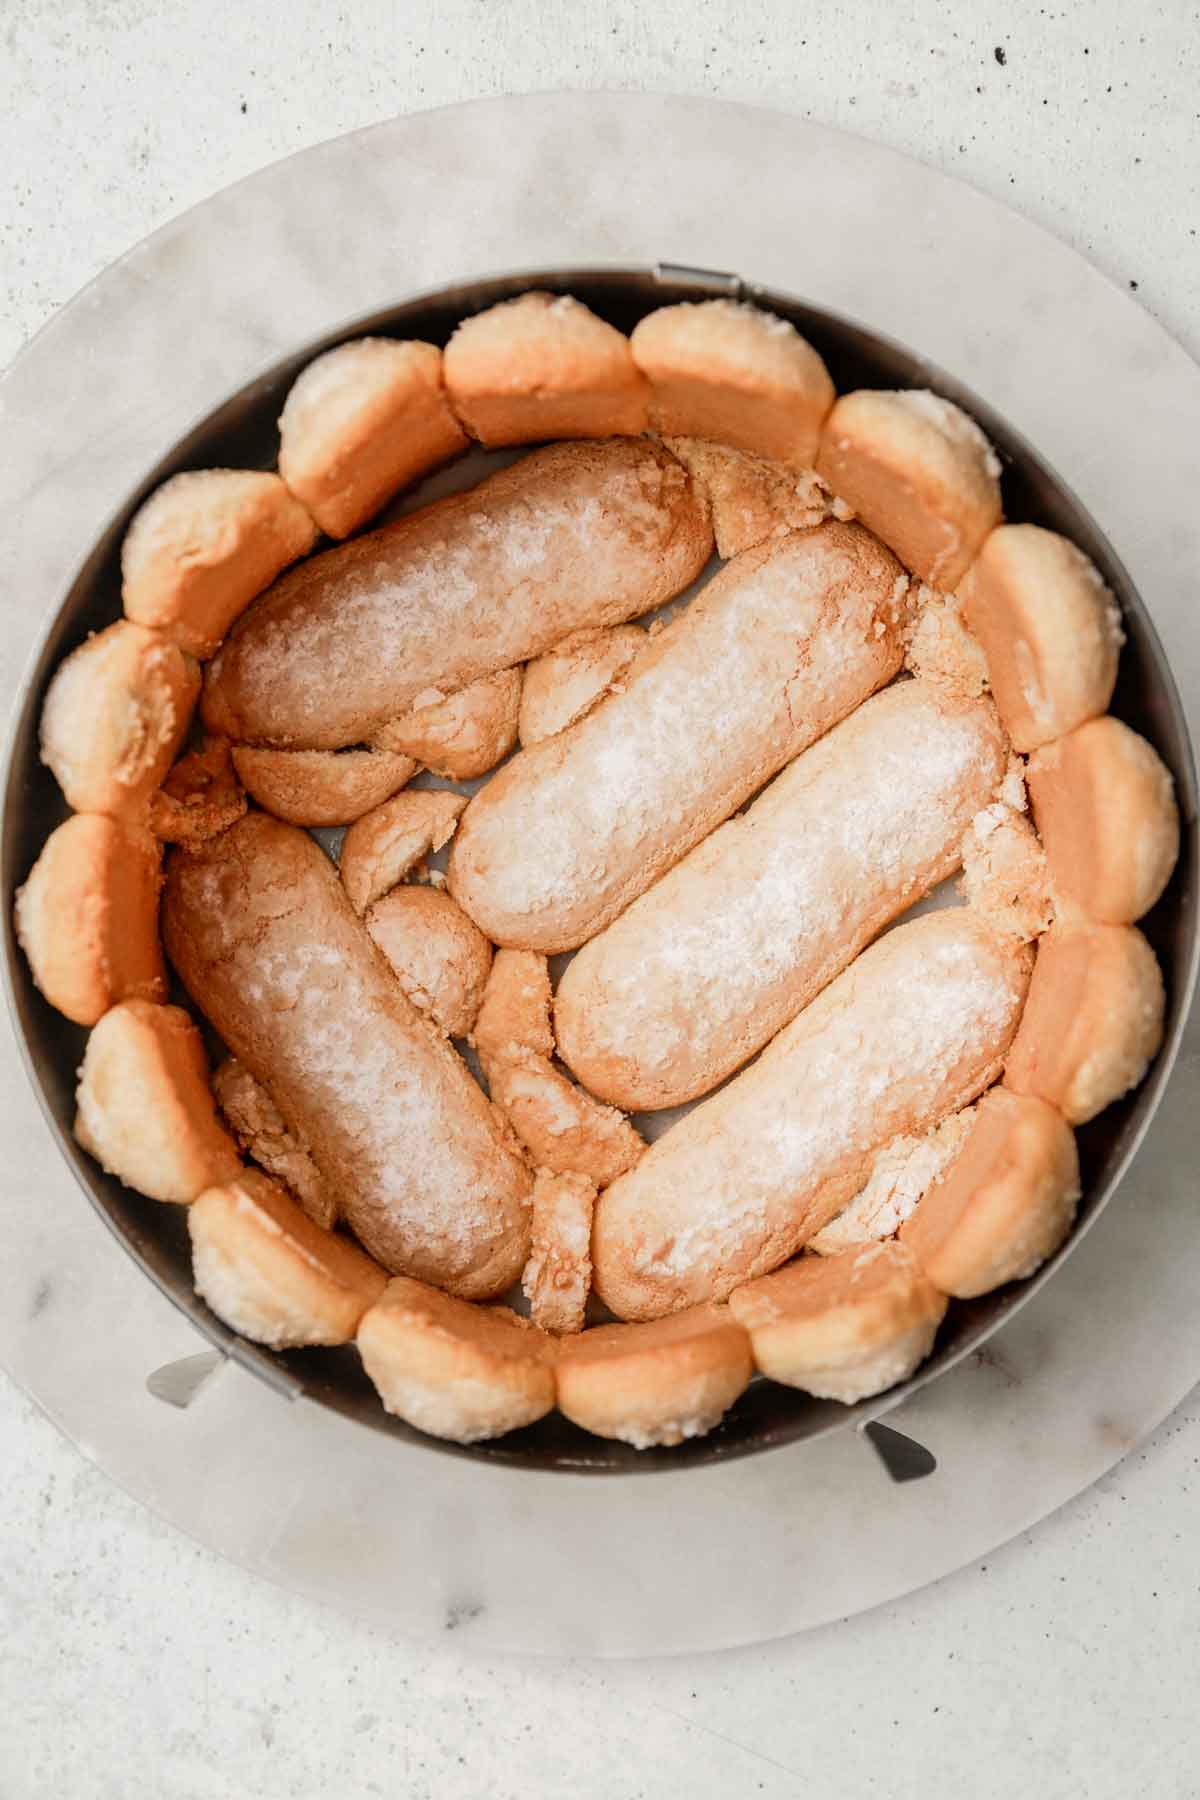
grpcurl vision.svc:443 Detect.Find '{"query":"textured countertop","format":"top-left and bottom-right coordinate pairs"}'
top-left (3, 4), bottom-right (1198, 1795)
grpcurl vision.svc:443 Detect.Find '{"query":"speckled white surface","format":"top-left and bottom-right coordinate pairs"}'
top-left (3, 4), bottom-right (1200, 1795)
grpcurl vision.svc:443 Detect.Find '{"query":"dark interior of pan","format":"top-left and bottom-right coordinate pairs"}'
top-left (3, 266), bottom-right (1197, 1474)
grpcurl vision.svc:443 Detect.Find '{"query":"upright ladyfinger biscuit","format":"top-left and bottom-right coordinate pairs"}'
top-left (74, 1000), bottom-right (242, 1203)
top-left (15, 813), bottom-right (165, 1026)
top-left (816, 390), bottom-right (1002, 586)
top-left (40, 621), bottom-right (200, 818)
top-left (230, 745), bottom-right (416, 826)
top-left (1026, 716), bottom-right (1179, 923)
top-left (592, 910), bottom-right (1031, 1321)
top-left (162, 812), bottom-right (531, 1297)
top-left (365, 887), bottom-right (493, 1039)
top-left (901, 1089), bottom-right (1080, 1297)
top-left (357, 1277), bottom-right (556, 1444)
top-left (630, 300), bottom-right (835, 467)
top-left (189, 1169), bottom-right (386, 1347)
top-left (443, 293), bottom-right (649, 445)
top-left (202, 440), bottom-right (712, 749)
top-left (1004, 921), bottom-right (1165, 1124)
top-left (518, 627), bottom-right (646, 747)
top-left (555, 681), bottom-right (1008, 1110)
top-left (729, 1243), bottom-right (947, 1404)
top-left (372, 669), bottom-right (521, 779)
top-left (122, 470), bottom-right (317, 657)
top-left (449, 522), bottom-right (910, 953)
top-left (959, 525), bottom-right (1123, 750)
top-left (554, 1303), bottom-right (752, 1448)
top-left (278, 338), bottom-right (468, 538)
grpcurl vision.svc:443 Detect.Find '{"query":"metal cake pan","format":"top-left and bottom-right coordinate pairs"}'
top-left (4, 264), bottom-right (1197, 1473)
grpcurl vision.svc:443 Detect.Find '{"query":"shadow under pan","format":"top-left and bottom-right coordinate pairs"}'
top-left (3, 266), bottom-right (1197, 1473)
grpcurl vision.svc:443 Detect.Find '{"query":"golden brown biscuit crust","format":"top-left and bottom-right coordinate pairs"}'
top-left (901, 1088), bottom-right (1079, 1296)
top-left (444, 292), bottom-right (649, 446)
top-left (230, 745), bottom-right (416, 827)
top-left (631, 300), bottom-right (835, 467)
top-left (162, 811), bottom-right (531, 1296)
top-left (202, 439), bottom-right (712, 749)
top-left (1026, 716), bottom-right (1179, 924)
top-left (365, 886), bottom-right (493, 1038)
top-left (357, 1276), bottom-right (556, 1443)
top-left (1004, 921), bottom-right (1165, 1124)
top-left (278, 338), bottom-right (467, 538)
top-left (730, 1241), bottom-right (947, 1402)
top-left (449, 522), bottom-right (911, 953)
top-left (74, 999), bottom-right (242, 1203)
top-left (555, 1302), bottom-right (752, 1447)
top-left (40, 621), bottom-right (200, 819)
top-left (122, 469), bottom-right (317, 657)
top-left (15, 813), bottom-right (165, 1026)
top-left (592, 911), bottom-right (1031, 1321)
top-left (189, 1169), bottom-right (386, 1346)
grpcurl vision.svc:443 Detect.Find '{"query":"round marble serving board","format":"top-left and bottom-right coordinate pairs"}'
top-left (2, 92), bottom-right (1198, 1657)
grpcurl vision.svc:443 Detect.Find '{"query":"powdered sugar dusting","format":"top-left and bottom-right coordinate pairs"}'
top-left (456, 526), bottom-right (909, 943)
top-left (809, 1109), bottom-right (976, 1253)
top-left (605, 912), bottom-right (1027, 1306)
top-left (559, 681), bottom-right (1006, 1101)
top-left (891, 389), bottom-right (1002, 481)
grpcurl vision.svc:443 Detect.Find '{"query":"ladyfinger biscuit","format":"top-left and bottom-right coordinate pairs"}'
top-left (1026, 716), bottom-right (1179, 923)
top-left (278, 338), bottom-right (468, 538)
top-left (15, 813), bottom-right (165, 1026)
top-left (202, 439), bottom-right (712, 749)
top-left (664, 438), bottom-right (834, 557)
top-left (816, 390), bottom-right (1002, 586)
top-left (809, 1109), bottom-right (976, 1255)
top-left (521, 1168), bottom-right (596, 1336)
top-left (592, 910), bottom-right (1031, 1321)
top-left (372, 668), bottom-right (521, 779)
top-left (729, 1242), bottom-right (947, 1404)
top-left (901, 1089), bottom-right (1080, 1296)
top-left (554, 1303), bottom-right (752, 1449)
top-left (959, 804), bottom-right (1053, 944)
top-left (148, 736), bottom-right (247, 846)
top-left (231, 745), bottom-right (416, 826)
top-left (1004, 921), bottom-right (1165, 1124)
top-left (357, 1277), bottom-right (556, 1444)
top-left (40, 621), bottom-right (200, 818)
top-left (959, 525), bottom-right (1123, 751)
top-left (365, 886), bottom-right (493, 1038)
top-left (443, 293), bottom-right (649, 445)
top-left (472, 947), bottom-right (555, 1059)
top-left (518, 626), bottom-right (646, 747)
top-left (556, 680), bottom-right (1008, 1110)
top-left (212, 1057), bottom-right (335, 1229)
top-left (189, 1169), bottom-right (386, 1347)
top-left (339, 789), bottom-right (468, 915)
top-left (630, 300), bottom-right (835, 467)
top-left (473, 950), bottom-right (645, 1185)
top-left (162, 812), bottom-right (530, 1296)
top-left (122, 469), bottom-right (317, 657)
top-left (74, 1000), bottom-right (242, 1203)
top-left (904, 586), bottom-right (990, 703)
top-left (449, 522), bottom-right (910, 953)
